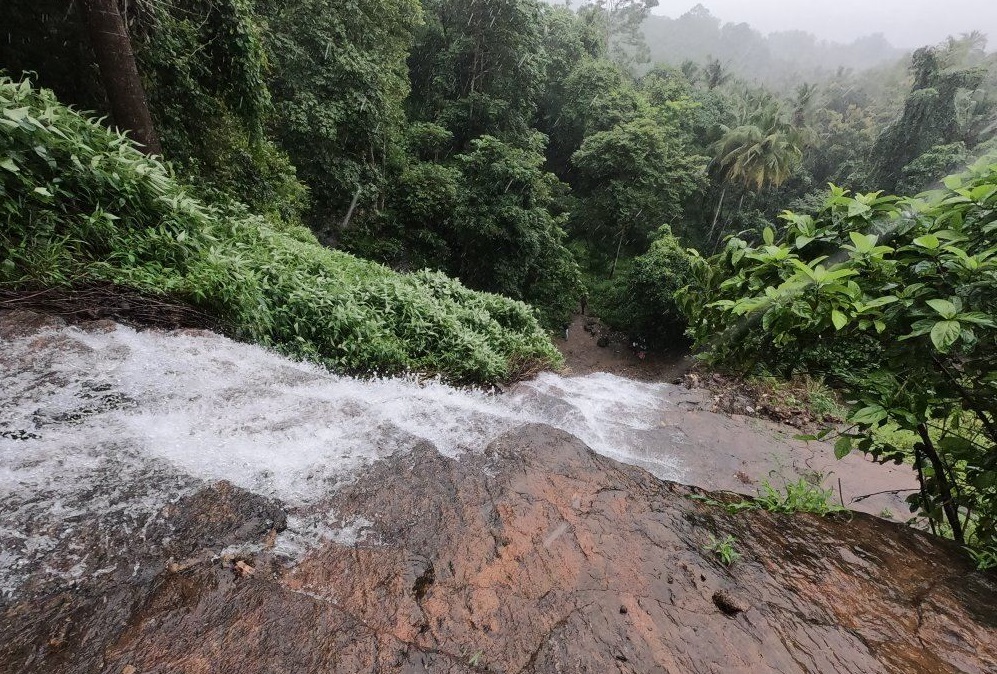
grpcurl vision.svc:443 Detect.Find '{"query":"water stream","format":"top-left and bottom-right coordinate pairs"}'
top-left (1, 323), bottom-right (694, 595)
top-left (2, 321), bottom-right (991, 674)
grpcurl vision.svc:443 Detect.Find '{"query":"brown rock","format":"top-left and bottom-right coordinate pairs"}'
top-left (1, 426), bottom-right (995, 674)
top-left (0, 309), bottom-right (67, 339)
top-left (712, 589), bottom-right (750, 616)
top-left (77, 319), bottom-right (118, 334)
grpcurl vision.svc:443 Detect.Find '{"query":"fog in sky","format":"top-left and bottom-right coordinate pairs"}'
top-left (656, 1), bottom-right (997, 49)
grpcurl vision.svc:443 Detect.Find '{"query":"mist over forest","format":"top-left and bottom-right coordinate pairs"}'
top-left (641, 5), bottom-right (905, 87)
top-left (661, 0), bottom-right (997, 48)
top-left (544, 0), bottom-right (992, 87)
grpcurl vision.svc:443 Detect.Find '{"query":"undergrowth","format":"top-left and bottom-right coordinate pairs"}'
top-left (694, 477), bottom-right (848, 517)
top-left (705, 534), bottom-right (741, 566)
top-left (695, 369), bottom-right (847, 431)
top-left (0, 77), bottom-right (562, 383)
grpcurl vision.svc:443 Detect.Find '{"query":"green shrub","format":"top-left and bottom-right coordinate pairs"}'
top-left (590, 226), bottom-right (693, 345)
top-left (0, 77), bottom-right (561, 383)
top-left (753, 478), bottom-right (846, 516)
top-left (695, 477), bottom-right (847, 517)
top-left (678, 172), bottom-right (997, 551)
top-left (704, 534), bottom-right (741, 566)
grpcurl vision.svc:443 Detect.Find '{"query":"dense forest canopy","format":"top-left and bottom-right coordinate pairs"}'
top-left (1, 0), bottom-right (996, 559)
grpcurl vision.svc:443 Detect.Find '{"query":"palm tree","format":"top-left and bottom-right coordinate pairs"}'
top-left (680, 59), bottom-right (701, 86)
top-left (943, 31), bottom-right (988, 67)
top-left (703, 58), bottom-right (731, 90)
top-left (713, 124), bottom-right (802, 190)
top-left (792, 83), bottom-right (818, 128)
top-left (705, 107), bottom-right (804, 246)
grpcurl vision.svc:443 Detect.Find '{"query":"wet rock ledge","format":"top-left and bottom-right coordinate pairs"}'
top-left (2, 424), bottom-right (996, 674)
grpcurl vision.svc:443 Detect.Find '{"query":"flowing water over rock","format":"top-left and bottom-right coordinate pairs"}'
top-left (0, 312), bottom-right (688, 590)
top-left (1, 311), bottom-right (994, 673)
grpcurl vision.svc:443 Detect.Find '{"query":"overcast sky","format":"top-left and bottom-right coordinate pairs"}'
top-left (655, 1), bottom-right (997, 49)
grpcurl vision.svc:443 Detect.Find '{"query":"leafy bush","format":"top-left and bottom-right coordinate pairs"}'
top-left (591, 226), bottom-right (693, 345)
top-left (0, 78), bottom-right (561, 383)
top-left (679, 167), bottom-right (997, 550)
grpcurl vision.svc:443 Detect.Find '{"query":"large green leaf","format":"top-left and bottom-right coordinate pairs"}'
top-left (930, 320), bottom-right (961, 352)
top-left (848, 231), bottom-right (878, 252)
top-left (834, 436), bottom-right (853, 459)
top-left (960, 312), bottom-right (997, 328)
top-left (847, 201), bottom-right (871, 218)
top-left (926, 298), bottom-right (957, 319)
top-left (850, 405), bottom-right (888, 426)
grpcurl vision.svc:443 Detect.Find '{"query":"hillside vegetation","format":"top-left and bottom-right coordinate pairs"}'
top-left (0, 78), bottom-right (561, 383)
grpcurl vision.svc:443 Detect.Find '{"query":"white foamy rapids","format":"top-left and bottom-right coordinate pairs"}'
top-left (1, 323), bottom-right (684, 593)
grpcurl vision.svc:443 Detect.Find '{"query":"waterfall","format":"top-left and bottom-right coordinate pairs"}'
top-left (1, 323), bottom-right (692, 594)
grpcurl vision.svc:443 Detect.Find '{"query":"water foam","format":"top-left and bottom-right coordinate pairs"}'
top-left (1, 323), bottom-right (685, 594)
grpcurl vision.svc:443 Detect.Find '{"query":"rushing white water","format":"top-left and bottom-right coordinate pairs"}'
top-left (0, 322), bottom-right (690, 595)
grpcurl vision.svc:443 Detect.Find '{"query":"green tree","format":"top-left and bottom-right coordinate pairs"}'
top-left (571, 117), bottom-right (705, 270)
top-left (598, 226), bottom-right (694, 343)
top-left (712, 123), bottom-right (802, 192)
top-left (254, 0), bottom-right (420, 238)
top-left (579, 0), bottom-right (659, 69)
top-left (449, 135), bottom-right (582, 326)
top-left (138, 0), bottom-right (305, 218)
top-left (407, 0), bottom-right (548, 150)
top-left (680, 166), bottom-right (997, 553)
top-left (542, 57), bottom-right (647, 177)
top-left (705, 103), bottom-right (804, 247)
top-left (702, 58), bottom-right (732, 91)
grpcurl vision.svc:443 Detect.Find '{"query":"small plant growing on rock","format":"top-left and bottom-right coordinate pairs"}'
top-left (968, 546), bottom-right (997, 571)
top-left (691, 477), bottom-right (849, 518)
top-left (705, 534), bottom-right (741, 566)
top-left (754, 478), bottom-right (847, 516)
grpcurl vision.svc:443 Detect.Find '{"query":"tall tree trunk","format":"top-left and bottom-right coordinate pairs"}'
top-left (608, 227), bottom-right (625, 280)
top-left (718, 192), bottom-right (746, 244)
top-left (609, 209), bottom-right (640, 280)
top-left (705, 184), bottom-right (726, 250)
top-left (79, 0), bottom-right (162, 155)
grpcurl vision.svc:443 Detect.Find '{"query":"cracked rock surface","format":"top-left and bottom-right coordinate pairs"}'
top-left (3, 424), bottom-right (995, 673)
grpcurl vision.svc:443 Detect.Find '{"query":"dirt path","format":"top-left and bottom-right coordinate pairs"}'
top-left (556, 313), bottom-right (692, 382)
